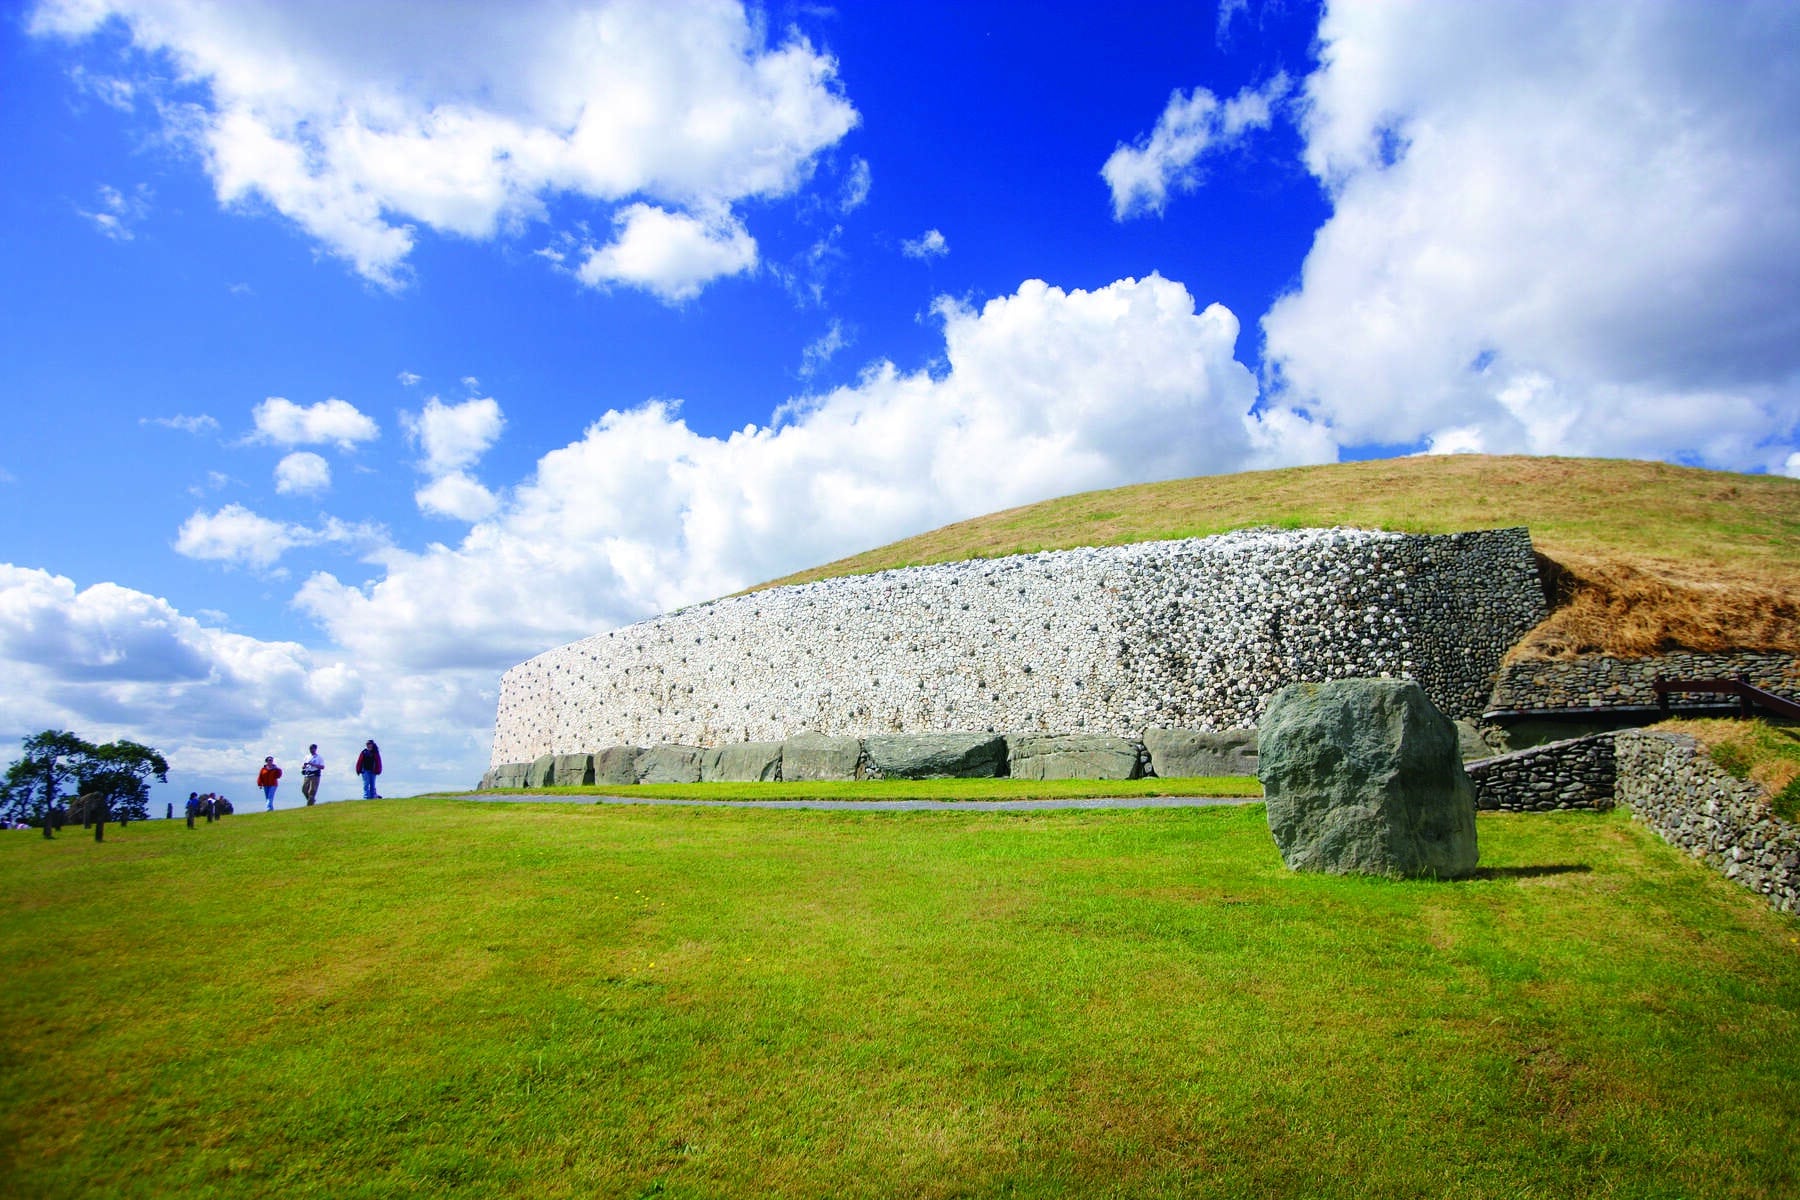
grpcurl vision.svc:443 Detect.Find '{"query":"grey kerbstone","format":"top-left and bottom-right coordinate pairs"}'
top-left (594, 745), bottom-right (641, 785)
top-left (703, 742), bottom-right (783, 782)
top-left (864, 733), bottom-right (1007, 779)
top-left (488, 762), bottom-right (531, 789)
top-left (1007, 734), bottom-right (1141, 780)
top-left (1142, 727), bottom-right (1258, 777)
top-left (1259, 678), bottom-right (1479, 879)
top-left (526, 755), bottom-right (558, 789)
top-left (780, 732), bottom-right (864, 781)
top-left (477, 769), bottom-right (496, 791)
top-left (552, 753), bottom-right (595, 787)
top-left (634, 745), bottom-right (705, 784)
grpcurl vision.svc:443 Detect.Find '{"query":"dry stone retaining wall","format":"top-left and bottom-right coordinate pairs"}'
top-left (1488, 651), bottom-right (1799, 713)
top-left (491, 527), bottom-right (1545, 766)
top-left (1466, 734), bottom-right (1617, 812)
top-left (1615, 730), bottom-right (1799, 914)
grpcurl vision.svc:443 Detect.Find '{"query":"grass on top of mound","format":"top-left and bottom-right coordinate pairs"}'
top-left (1, 801), bottom-right (1797, 1199)
top-left (467, 776), bottom-right (1262, 802)
top-left (1656, 717), bottom-right (1800, 820)
top-left (754, 455), bottom-right (1800, 661)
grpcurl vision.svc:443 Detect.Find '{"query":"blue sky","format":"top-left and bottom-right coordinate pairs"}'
top-left (2, 0), bottom-right (1797, 808)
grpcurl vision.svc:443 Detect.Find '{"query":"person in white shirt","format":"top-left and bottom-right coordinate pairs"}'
top-left (301, 744), bottom-right (325, 806)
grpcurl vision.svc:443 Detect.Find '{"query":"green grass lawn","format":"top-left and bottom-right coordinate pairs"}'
top-left (2, 800), bottom-right (1797, 1199)
top-left (479, 776), bottom-right (1261, 802)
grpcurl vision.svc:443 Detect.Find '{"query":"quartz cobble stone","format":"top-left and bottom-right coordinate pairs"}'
top-left (491, 527), bottom-right (1545, 766)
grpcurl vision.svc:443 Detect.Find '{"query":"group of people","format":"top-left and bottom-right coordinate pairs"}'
top-left (185, 792), bottom-right (233, 821)
top-left (255, 739), bottom-right (384, 808)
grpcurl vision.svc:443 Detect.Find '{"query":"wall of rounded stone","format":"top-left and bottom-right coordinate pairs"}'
top-left (490, 527), bottom-right (1546, 767)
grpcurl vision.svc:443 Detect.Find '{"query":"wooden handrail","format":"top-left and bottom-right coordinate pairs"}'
top-left (1653, 675), bottom-right (1800, 720)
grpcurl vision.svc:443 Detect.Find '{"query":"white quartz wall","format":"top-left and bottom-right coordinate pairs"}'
top-left (491, 527), bottom-right (1545, 765)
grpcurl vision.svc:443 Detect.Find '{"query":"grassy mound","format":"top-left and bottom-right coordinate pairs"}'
top-left (758, 455), bottom-right (1800, 661)
top-left (2, 801), bottom-right (1796, 1197)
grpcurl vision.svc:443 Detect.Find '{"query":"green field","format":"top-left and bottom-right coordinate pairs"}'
top-left (3, 799), bottom-right (1796, 1199)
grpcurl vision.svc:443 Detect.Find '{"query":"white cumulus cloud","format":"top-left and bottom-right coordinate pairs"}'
top-left (901, 229), bottom-right (948, 260)
top-left (251, 397), bottom-right (379, 449)
top-left (143, 413), bottom-right (220, 435)
top-left (174, 504), bottom-right (385, 570)
top-left (274, 451), bottom-right (331, 495)
top-left (405, 396), bottom-right (505, 476)
top-left (30, 0), bottom-right (858, 294)
top-left (576, 204), bottom-right (758, 302)
top-left (1103, 75), bottom-right (1288, 220)
top-left (415, 473), bottom-right (500, 523)
top-left (1260, 0), bottom-right (1800, 473)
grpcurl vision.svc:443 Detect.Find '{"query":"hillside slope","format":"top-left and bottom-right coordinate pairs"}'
top-left (756, 456), bottom-right (1800, 661)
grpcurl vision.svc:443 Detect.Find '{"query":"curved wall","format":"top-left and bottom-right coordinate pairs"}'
top-left (490, 527), bottom-right (1546, 766)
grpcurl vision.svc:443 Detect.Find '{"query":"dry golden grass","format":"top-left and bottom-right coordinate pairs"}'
top-left (753, 456), bottom-right (1800, 660)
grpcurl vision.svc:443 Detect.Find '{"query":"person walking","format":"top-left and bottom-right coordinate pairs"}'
top-left (300, 744), bottom-right (324, 806)
top-left (257, 756), bottom-right (282, 810)
top-left (355, 740), bottom-right (383, 799)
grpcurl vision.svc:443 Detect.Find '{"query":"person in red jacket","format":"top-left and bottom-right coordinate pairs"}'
top-left (355, 740), bottom-right (383, 799)
top-left (256, 756), bottom-right (282, 810)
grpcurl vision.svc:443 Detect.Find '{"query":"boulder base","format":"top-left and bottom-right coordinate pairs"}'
top-left (781, 732), bottom-right (863, 781)
top-left (1259, 679), bottom-right (1478, 879)
top-left (526, 754), bottom-right (557, 789)
top-left (1143, 728), bottom-right (1257, 777)
top-left (1007, 734), bottom-right (1140, 780)
top-left (594, 746), bottom-right (641, 785)
top-left (635, 745), bottom-right (705, 784)
top-left (552, 753), bottom-right (594, 787)
top-left (864, 733), bottom-right (1007, 779)
top-left (703, 742), bottom-right (783, 782)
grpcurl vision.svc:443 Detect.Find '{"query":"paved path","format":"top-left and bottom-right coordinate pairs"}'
top-left (467, 793), bottom-right (1259, 812)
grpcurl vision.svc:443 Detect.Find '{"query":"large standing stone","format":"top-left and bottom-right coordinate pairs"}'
top-left (1258, 679), bottom-right (1479, 879)
top-left (864, 733), bottom-right (1007, 779)
top-left (1007, 734), bottom-right (1141, 780)
top-left (703, 742), bottom-right (784, 782)
top-left (781, 732), bottom-right (864, 781)
top-left (634, 745), bottom-right (705, 784)
top-left (1142, 728), bottom-right (1258, 777)
top-left (593, 746), bottom-right (642, 786)
top-left (526, 754), bottom-right (558, 789)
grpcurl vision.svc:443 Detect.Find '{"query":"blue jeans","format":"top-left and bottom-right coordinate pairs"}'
top-left (361, 770), bottom-right (378, 799)
top-left (263, 785), bottom-right (277, 809)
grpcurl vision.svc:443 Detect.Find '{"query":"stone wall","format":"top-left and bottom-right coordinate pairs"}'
top-left (1614, 730), bottom-right (1799, 914)
top-left (1487, 651), bottom-right (1799, 714)
top-left (1466, 734), bottom-right (1616, 812)
top-left (491, 527), bottom-right (1546, 766)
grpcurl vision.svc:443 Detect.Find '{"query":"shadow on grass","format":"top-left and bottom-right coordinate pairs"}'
top-left (1470, 864), bottom-right (1592, 880)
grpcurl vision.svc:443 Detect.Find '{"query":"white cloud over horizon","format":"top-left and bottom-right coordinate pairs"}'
top-left (174, 504), bottom-right (385, 570)
top-left (1258, 0), bottom-right (1800, 472)
top-left (575, 204), bottom-right (758, 301)
top-left (30, 0), bottom-right (858, 295)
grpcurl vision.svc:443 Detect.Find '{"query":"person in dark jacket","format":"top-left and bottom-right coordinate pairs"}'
top-left (355, 740), bottom-right (383, 799)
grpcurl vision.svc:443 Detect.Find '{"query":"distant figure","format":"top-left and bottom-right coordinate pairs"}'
top-left (301, 743), bottom-right (324, 806)
top-left (257, 757), bottom-right (282, 810)
top-left (355, 740), bottom-right (383, 799)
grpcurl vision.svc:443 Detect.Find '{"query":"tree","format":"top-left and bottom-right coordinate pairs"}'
top-left (1, 731), bottom-right (169, 836)
top-left (76, 739), bottom-right (169, 824)
top-left (1, 730), bottom-right (91, 838)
